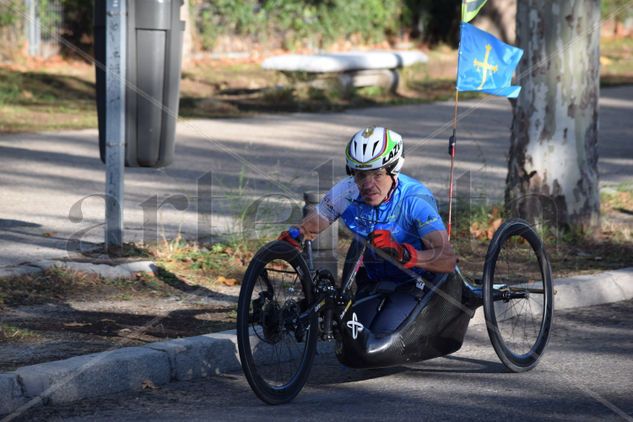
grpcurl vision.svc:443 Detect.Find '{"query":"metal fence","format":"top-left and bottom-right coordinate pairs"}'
top-left (24, 0), bottom-right (62, 57)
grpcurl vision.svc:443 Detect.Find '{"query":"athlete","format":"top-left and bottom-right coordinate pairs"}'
top-left (279, 126), bottom-right (457, 335)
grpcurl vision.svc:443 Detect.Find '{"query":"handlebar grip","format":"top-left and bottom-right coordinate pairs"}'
top-left (289, 226), bottom-right (301, 240)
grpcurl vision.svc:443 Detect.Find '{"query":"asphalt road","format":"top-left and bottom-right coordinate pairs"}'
top-left (13, 299), bottom-right (633, 422)
top-left (1, 86), bottom-right (632, 267)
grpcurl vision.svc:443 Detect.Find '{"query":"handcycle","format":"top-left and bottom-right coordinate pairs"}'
top-left (237, 218), bottom-right (553, 404)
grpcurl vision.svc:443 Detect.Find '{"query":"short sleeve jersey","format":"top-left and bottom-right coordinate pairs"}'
top-left (316, 173), bottom-right (446, 282)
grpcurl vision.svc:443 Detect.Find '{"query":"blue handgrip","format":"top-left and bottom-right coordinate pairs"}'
top-left (288, 226), bottom-right (301, 240)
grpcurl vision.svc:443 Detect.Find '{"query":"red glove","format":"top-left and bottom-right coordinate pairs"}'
top-left (369, 229), bottom-right (418, 269)
top-left (278, 227), bottom-right (302, 249)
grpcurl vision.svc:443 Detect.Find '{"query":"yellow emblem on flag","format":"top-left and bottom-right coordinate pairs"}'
top-left (473, 44), bottom-right (498, 89)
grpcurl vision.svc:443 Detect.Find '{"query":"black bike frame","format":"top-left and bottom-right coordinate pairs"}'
top-left (296, 238), bottom-right (527, 337)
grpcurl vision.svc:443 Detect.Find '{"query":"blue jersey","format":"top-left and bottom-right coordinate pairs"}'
top-left (316, 173), bottom-right (446, 282)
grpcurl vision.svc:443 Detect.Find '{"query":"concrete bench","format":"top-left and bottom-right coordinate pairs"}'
top-left (261, 50), bottom-right (428, 92)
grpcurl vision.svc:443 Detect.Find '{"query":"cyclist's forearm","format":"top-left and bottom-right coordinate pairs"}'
top-left (412, 247), bottom-right (458, 273)
top-left (299, 213), bottom-right (331, 240)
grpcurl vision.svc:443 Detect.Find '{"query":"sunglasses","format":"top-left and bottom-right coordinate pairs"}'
top-left (351, 170), bottom-right (389, 182)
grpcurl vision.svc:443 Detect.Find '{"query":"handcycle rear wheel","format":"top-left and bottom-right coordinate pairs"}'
top-left (483, 218), bottom-right (553, 372)
top-left (237, 240), bottom-right (318, 404)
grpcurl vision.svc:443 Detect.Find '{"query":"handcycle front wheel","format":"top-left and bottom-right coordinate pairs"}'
top-left (237, 240), bottom-right (318, 404)
top-left (483, 218), bottom-right (554, 372)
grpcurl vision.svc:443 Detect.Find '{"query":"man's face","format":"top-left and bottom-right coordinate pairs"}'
top-left (353, 169), bottom-right (394, 206)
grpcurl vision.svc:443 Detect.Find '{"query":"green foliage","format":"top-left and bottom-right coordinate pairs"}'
top-left (0, 0), bottom-right (93, 57)
top-left (0, 1), bottom-right (63, 35)
top-left (312, 0), bottom-right (402, 45)
top-left (2, 0), bottom-right (466, 56)
top-left (602, 0), bottom-right (633, 22)
top-left (194, 0), bottom-right (403, 51)
top-left (0, 68), bottom-right (95, 106)
top-left (0, 70), bottom-right (22, 106)
top-left (0, 0), bottom-right (23, 28)
top-left (38, 0), bottom-right (62, 34)
top-left (196, 0), bottom-right (263, 50)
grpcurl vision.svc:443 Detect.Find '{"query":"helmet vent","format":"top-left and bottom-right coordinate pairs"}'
top-left (346, 127), bottom-right (403, 173)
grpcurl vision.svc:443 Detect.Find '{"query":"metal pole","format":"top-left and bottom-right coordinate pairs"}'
top-left (105, 0), bottom-right (126, 253)
top-left (447, 90), bottom-right (459, 240)
top-left (25, 0), bottom-right (40, 56)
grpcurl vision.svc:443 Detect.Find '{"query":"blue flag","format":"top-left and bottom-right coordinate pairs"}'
top-left (457, 22), bottom-right (523, 98)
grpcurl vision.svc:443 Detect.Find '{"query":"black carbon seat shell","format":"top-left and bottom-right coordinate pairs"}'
top-left (336, 272), bottom-right (471, 369)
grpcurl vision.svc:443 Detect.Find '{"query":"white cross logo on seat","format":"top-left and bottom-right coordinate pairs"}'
top-left (346, 312), bottom-right (364, 340)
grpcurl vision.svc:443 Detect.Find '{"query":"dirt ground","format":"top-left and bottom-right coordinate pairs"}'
top-left (0, 270), bottom-right (240, 372)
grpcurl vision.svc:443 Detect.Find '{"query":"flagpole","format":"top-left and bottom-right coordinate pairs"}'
top-left (448, 12), bottom-right (465, 242)
top-left (447, 89), bottom-right (459, 240)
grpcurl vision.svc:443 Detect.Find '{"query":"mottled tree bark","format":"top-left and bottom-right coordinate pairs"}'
top-left (477, 0), bottom-right (517, 44)
top-left (506, 0), bottom-right (601, 233)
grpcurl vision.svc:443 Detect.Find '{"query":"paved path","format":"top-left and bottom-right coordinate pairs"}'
top-left (14, 299), bottom-right (633, 421)
top-left (1, 86), bottom-right (632, 268)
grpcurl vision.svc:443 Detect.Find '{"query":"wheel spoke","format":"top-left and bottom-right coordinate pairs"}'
top-left (483, 220), bottom-right (553, 372)
top-left (237, 242), bottom-right (317, 403)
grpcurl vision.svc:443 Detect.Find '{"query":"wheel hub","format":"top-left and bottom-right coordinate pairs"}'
top-left (261, 301), bottom-right (283, 343)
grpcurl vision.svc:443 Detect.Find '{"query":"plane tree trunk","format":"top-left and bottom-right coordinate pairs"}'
top-left (506, 0), bottom-right (601, 233)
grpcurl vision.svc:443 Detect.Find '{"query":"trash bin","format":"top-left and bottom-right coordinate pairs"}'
top-left (94, 0), bottom-right (185, 167)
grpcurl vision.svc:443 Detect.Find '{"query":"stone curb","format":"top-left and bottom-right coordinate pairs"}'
top-left (0, 260), bottom-right (156, 280)
top-left (469, 267), bottom-right (633, 326)
top-left (1, 267), bottom-right (632, 417)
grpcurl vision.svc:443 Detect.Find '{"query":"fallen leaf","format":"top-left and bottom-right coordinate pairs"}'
top-left (470, 222), bottom-right (485, 240)
top-left (490, 218), bottom-right (503, 232)
top-left (600, 56), bottom-right (613, 66)
top-left (142, 379), bottom-right (159, 390)
top-left (42, 232), bottom-right (56, 238)
top-left (486, 228), bottom-right (495, 240)
top-left (241, 252), bottom-right (254, 265)
top-left (217, 276), bottom-right (239, 286)
top-left (486, 218), bottom-right (504, 240)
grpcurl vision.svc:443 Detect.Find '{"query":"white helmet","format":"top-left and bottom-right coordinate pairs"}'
top-left (345, 127), bottom-right (405, 175)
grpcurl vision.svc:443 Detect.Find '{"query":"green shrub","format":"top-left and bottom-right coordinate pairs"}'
top-left (0, 0), bottom-right (23, 28)
top-left (193, 0), bottom-right (403, 51)
top-left (196, 0), bottom-right (263, 50)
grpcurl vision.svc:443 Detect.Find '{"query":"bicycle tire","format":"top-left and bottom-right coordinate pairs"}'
top-left (237, 240), bottom-right (318, 404)
top-left (482, 218), bottom-right (553, 372)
